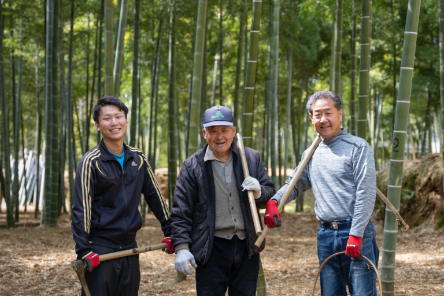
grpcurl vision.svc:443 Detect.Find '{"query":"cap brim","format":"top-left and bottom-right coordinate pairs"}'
top-left (203, 121), bottom-right (233, 128)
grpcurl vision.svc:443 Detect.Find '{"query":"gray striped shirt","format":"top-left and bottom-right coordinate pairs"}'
top-left (272, 129), bottom-right (376, 237)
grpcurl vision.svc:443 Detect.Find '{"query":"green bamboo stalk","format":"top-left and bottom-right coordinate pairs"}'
top-left (233, 1), bottom-right (245, 128)
top-left (440, 0), bottom-right (444, 196)
top-left (50, 0), bottom-right (61, 225)
top-left (380, 0), bottom-right (421, 294)
top-left (211, 54), bottom-right (218, 106)
top-left (67, 0), bottom-right (75, 219)
top-left (285, 49), bottom-right (292, 184)
top-left (218, 0), bottom-right (223, 105)
top-left (42, 0), bottom-right (54, 226)
top-left (35, 45), bottom-right (42, 218)
top-left (241, 0), bottom-right (263, 148)
top-left (0, 2), bottom-right (13, 227)
top-left (269, 0), bottom-right (280, 186)
top-left (332, 0), bottom-right (343, 94)
top-left (187, 0), bottom-right (208, 157)
top-left (113, 0), bottom-right (129, 97)
top-left (130, 0), bottom-right (140, 147)
top-left (421, 92), bottom-right (431, 156)
top-left (357, 0), bottom-right (370, 139)
top-left (350, 0), bottom-right (357, 136)
top-left (329, 19), bottom-right (335, 90)
top-left (104, 0), bottom-right (114, 95)
top-left (256, 254), bottom-right (266, 295)
top-left (84, 17), bottom-right (90, 154)
top-left (168, 0), bottom-right (177, 211)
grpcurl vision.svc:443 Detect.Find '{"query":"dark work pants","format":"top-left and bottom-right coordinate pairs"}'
top-left (81, 244), bottom-right (140, 296)
top-left (196, 236), bottom-right (260, 296)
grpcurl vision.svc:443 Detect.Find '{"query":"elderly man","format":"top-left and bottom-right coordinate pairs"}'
top-left (171, 105), bottom-right (275, 295)
top-left (265, 91), bottom-right (379, 296)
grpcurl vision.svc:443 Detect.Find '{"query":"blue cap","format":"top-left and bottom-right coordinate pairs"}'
top-left (203, 105), bottom-right (233, 128)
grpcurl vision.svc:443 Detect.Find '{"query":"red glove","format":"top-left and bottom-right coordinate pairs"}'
top-left (264, 200), bottom-right (282, 228)
top-left (161, 237), bottom-right (175, 254)
top-left (83, 252), bottom-right (100, 272)
top-left (345, 235), bottom-right (363, 258)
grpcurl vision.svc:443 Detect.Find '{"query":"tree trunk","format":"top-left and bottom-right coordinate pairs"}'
top-left (350, 0), bottom-right (357, 136)
top-left (130, 0), bottom-right (140, 147)
top-left (421, 91), bottom-right (431, 156)
top-left (233, 1), bottom-right (245, 128)
top-left (357, 0), bottom-right (370, 139)
top-left (11, 16), bottom-right (19, 222)
top-left (35, 45), bottom-right (43, 218)
top-left (440, 0), bottom-right (444, 193)
top-left (211, 54), bottom-right (218, 106)
top-left (104, 0), bottom-right (114, 95)
top-left (0, 2), bottom-right (13, 227)
top-left (168, 1), bottom-right (177, 211)
top-left (332, 0), bottom-right (343, 94)
top-left (187, 0), bottom-right (208, 157)
top-left (113, 0), bottom-right (129, 97)
top-left (67, 0), bottom-right (75, 219)
top-left (380, 1), bottom-right (421, 294)
top-left (285, 49), bottom-right (292, 184)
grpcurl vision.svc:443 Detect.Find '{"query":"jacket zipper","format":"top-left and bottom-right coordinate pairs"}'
top-left (120, 170), bottom-right (128, 249)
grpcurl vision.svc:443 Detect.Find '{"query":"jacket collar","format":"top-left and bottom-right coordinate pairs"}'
top-left (99, 139), bottom-right (135, 162)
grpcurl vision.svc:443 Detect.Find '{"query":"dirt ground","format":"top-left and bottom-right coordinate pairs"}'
top-left (0, 210), bottom-right (443, 296)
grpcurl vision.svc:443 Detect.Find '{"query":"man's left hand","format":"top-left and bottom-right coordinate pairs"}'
top-left (345, 235), bottom-right (363, 258)
top-left (242, 176), bottom-right (261, 199)
top-left (161, 237), bottom-right (175, 254)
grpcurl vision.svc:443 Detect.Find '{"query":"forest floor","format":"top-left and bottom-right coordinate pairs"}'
top-left (0, 210), bottom-right (443, 295)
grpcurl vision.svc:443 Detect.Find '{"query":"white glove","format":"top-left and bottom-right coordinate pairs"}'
top-left (175, 249), bottom-right (198, 275)
top-left (241, 176), bottom-right (262, 199)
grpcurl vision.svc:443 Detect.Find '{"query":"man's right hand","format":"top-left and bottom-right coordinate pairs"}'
top-left (83, 252), bottom-right (100, 272)
top-left (264, 200), bottom-right (282, 228)
top-left (175, 249), bottom-right (198, 275)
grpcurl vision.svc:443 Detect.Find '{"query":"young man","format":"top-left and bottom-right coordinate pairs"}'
top-left (265, 91), bottom-right (379, 296)
top-left (171, 106), bottom-right (276, 295)
top-left (71, 96), bottom-right (174, 296)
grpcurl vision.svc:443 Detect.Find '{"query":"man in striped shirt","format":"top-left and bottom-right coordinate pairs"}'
top-left (71, 96), bottom-right (173, 296)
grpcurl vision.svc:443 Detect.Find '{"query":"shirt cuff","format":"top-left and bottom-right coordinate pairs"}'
top-left (175, 243), bottom-right (189, 253)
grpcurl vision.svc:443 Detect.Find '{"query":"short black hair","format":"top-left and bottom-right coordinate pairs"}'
top-left (92, 96), bottom-right (128, 123)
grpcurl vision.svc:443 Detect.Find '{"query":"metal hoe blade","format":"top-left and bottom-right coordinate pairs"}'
top-left (71, 259), bottom-right (91, 296)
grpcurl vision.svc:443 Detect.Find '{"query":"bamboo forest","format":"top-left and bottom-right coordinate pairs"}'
top-left (0, 0), bottom-right (443, 295)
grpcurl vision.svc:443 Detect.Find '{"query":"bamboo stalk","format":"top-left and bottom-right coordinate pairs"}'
top-left (440, 0), bottom-right (444, 193)
top-left (187, 0), bottom-right (208, 157)
top-left (104, 0), bottom-right (114, 95)
top-left (357, 0), bottom-right (370, 139)
top-left (130, 0), bottom-right (140, 147)
top-left (0, 1), bottom-right (13, 227)
top-left (67, 0), bottom-right (75, 219)
top-left (380, 1), bottom-right (421, 294)
top-left (270, 0), bottom-right (279, 186)
top-left (241, 0), bottom-right (263, 148)
top-left (332, 0), bottom-right (343, 94)
top-left (350, 0), bottom-right (357, 136)
top-left (233, 1), bottom-right (245, 128)
top-left (113, 0), bottom-right (129, 97)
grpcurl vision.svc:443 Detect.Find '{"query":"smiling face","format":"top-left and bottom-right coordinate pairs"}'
top-left (309, 98), bottom-right (343, 140)
top-left (202, 125), bottom-right (236, 161)
top-left (94, 105), bottom-right (128, 144)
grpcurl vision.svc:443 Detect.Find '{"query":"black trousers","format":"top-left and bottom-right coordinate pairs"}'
top-left (196, 236), bottom-right (260, 296)
top-left (81, 244), bottom-right (140, 296)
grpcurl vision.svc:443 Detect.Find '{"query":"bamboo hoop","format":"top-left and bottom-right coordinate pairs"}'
top-left (254, 134), bottom-right (322, 247)
top-left (236, 133), bottom-right (262, 236)
top-left (311, 251), bottom-right (382, 296)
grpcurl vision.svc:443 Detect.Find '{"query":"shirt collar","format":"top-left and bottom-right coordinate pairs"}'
top-left (204, 146), bottom-right (233, 163)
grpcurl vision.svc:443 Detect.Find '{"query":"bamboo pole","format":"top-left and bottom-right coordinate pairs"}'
top-left (113, 0), bottom-right (129, 97)
top-left (187, 0), bottom-right (208, 157)
top-left (241, 0), bottom-right (263, 148)
top-left (357, 0), bottom-right (370, 139)
top-left (104, 0), bottom-right (114, 96)
top-left (233, 1), bottom-right (245, 128)
top-left (0, 1), bottom-right (13, 227)
top-left (255, 135), bottom-right (321, 247)
top-left (350, 0), bottom-right (357, 136)
top-left (440, 0), bottom-right (444, 194)
top-left (380, 1), bottom-right (421, 294)
top-left (130, 0), bottom-right (140, 147)
top-left (332, 0), bottom-right (343, 94)
top-left (67, 0), bottom-right (75, 219)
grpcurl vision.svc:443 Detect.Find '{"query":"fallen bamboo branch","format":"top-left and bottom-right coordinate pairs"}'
top-left (376, 187), bottom-right (410, 231)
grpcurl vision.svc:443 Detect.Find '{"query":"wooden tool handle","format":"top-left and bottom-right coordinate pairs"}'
top-left (99, 243), bottom-right (167, 262)
top-left (376, 187), bottom-right (410, 231)
top-left (255, 135), bottom-right (322, 247)
top-left (236, 133), bottom-right (262, 236)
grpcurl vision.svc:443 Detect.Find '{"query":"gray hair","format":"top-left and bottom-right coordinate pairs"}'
top-left (306, 91), bottom-right (342, 115)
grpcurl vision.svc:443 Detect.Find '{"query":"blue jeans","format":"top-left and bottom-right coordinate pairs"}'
top-left (317, 220), bottom-right (379, 296)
